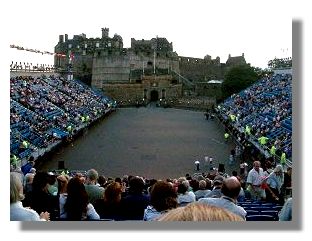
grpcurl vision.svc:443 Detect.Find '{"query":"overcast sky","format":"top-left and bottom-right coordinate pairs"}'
top-left (6, 0), bottom-right (297, 69)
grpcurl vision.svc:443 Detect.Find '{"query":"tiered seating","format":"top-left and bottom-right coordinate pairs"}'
top-left (10, 75), bottom-right (115, 164)
top-left (216, 73), bottom-right (292, 161)
top-left (238, 201), bottom-right (283, 221)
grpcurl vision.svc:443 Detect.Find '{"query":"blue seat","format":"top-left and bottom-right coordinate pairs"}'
top-left (260, 211), bottom-right (279, 221)
top-left (245, 210), bottom-right (260, 215)
top-left (246, 215), bottom-right (276, 221)
top-left (249, 206), bottom-right (274, 211)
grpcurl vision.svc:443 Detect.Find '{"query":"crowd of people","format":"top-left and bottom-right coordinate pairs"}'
top-left (10, 163), bottom-right (292, 221)
top-left (10, 75), bottom-right (115, 168)
top-left (215, 73), bottom-right (292, 165)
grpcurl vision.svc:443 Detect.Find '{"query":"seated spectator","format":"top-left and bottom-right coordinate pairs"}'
top-left (177, 180), bottom-right (196, 206)
top-left (62, 177), bottom-right (100, 220)
top-left (94, 181), bottom-right (123, 220)
top-left (194, 180), bottom-right (211, 200)
top-left (84, 169), bottom-right (104, 205)
top-left (28, 172), bottom-right (59, 220)
top-left (120, 176), bottom-right (150, 220)
top-left (198, 176), bottom-right (247, 219)
top-left (157, 203), bottom-right (244, 221)
top-left (279, 197), bottom-right (292, 221)
top-left (22, 172), bottom-right (35, 207)
top-left (143, 181), bottom-right (178, 221)
top-left (204, 175), bottom-right (224, 198)
top-left (10, 172), bottom-right (50, 221)
top-left (56, 174), bottom-right (69, 218)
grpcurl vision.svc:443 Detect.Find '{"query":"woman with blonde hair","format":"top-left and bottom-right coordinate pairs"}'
top-left (157, 202), bottom-right (244, 221)
top-left (10, 172), bottom-right (50, 221)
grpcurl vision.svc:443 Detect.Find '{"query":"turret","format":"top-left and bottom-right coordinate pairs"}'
top-left (101, 28), bottom-right (109, 38)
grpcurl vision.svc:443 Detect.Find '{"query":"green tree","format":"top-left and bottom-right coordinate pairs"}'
top-left (221, 64), bottom-right (260, 100)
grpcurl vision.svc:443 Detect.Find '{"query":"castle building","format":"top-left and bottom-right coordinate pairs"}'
top-left (54, 28), bottom-right (247, 104)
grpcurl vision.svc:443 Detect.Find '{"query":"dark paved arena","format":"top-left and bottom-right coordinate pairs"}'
top-left (38, 106), bottom-right (239, 179)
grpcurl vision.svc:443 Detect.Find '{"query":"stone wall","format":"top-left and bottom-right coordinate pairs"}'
top-left (101, 75), bottom-right (182, 106)
top-left (92, 55), bottom-right (130, 87)
top-left (195, 82), bottom-right (223, 100)
top-left (179, 56), bottom-right (224, 83)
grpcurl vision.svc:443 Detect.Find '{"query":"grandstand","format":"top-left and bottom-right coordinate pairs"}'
top-left (10, 75), bottom-right (116, 168)
top-left (215, 73), bottom-right (292, 167)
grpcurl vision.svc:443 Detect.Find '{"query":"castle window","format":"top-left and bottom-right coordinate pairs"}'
top-left (96, 43), bottom-right (100, 48)
top-left (68, 44), bottom-right (72, 49)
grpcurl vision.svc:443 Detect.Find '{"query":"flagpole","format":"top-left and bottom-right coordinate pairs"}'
top-left (153, 48), bottom-right (156, 75)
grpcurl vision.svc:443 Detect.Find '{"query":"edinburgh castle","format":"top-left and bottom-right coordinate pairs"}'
top-left (54, 28), bottom-right (246, 107)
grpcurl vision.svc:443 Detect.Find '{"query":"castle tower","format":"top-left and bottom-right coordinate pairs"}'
top-left (101, 28), bottom-right (109, 38)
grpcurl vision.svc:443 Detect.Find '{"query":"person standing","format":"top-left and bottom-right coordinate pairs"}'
top-left (246, 161), bottom-right (266, 201)
top-left (265, 165), bottom-right (284, 204)
top-left (194, 161), bottom-right (200, 171)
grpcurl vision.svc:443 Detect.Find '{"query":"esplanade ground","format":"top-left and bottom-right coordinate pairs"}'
top-left (37, 105), bottom-right (238, 179)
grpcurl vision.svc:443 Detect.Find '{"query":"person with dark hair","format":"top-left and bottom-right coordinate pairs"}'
top-left (62, 177), bottom-right (100, 220)
top-left (97, 175), bottom-right (106, 188)
top-left (28, 172), bottom-right (59, 220)
top-left (204, 175), bottom-right (224, 198)
top-left (120, 176), bottom-right (150, 220)
top-left (177, 180), bottom-right (196, 206)
top-left (198, 176), bottom-right (247, 219)
top-left (143, 181), bottom-right (178, 221)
